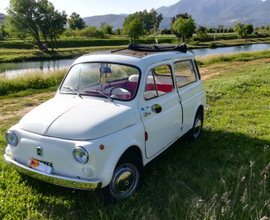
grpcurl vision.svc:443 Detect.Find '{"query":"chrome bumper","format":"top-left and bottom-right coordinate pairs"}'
top-left (4, 154), bottom-right (102, 190)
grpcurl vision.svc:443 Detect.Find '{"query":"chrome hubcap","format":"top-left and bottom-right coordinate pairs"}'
top-left (194, 117), bottom-right (202, 138)
top-left (110, 164), bottom-right (138, 198)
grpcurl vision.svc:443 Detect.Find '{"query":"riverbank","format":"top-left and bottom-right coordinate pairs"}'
top-left (1, 37), bottom-right (270, 63)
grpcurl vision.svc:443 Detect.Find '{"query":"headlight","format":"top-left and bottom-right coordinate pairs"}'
top-left (73, 147), bottom-right (89, 164)
top-left (5, 131), bottom-right (18, 146)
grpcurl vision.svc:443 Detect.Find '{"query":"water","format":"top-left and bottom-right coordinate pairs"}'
top-left (189, 43), bottom-right (270, 57)
top-left (1, 43), bottom-right (270, 77)
top-left (0, 59), bottom-right (76, 78)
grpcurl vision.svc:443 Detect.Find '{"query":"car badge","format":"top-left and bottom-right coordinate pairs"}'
top-left (37, 146), bottom-right (43, 156)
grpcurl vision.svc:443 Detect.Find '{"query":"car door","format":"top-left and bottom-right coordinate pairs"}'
top-left (173, 59), bottom-right (205, 134)
top-left (140, 63), bottom-right (182, 158)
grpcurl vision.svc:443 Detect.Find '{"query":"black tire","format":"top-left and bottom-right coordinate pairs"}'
top-left (187, 109), bottom-right (203, 142)
top-left (98, 153), bottom-right (144, 204)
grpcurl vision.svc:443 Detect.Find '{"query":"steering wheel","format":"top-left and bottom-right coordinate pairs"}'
top-left (110, 86), bottom-right (134, 96)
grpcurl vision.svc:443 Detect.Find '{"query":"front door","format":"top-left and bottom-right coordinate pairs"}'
top-left (140, 64), bottom-right (182, 158)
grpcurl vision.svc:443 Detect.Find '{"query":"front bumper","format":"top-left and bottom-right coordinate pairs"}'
top-left (4, 154), bottom-right (102, 190)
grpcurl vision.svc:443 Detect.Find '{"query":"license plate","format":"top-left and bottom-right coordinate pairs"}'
top-left (28, 158), bottom-right (53, 174)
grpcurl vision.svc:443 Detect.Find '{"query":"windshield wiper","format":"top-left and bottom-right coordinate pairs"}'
top-left (84, 90), bottom-right (113, 102)
top-left (63, 86), bottom-right (82, 99)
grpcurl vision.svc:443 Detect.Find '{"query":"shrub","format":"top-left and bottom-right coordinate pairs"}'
top-left (209, 43), bottom-right (217, 48)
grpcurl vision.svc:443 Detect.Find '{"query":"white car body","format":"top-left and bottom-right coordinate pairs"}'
top-left (4, 45), bottom-right (206, 200)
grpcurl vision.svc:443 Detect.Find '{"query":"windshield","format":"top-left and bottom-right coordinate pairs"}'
top-left (60, 63), bottom-right (140, 101)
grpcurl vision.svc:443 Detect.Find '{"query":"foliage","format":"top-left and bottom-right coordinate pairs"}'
top-left (5, 0), bottom-right (67, 50)
top-left (0, 24), bottom-right (8, 39)
top-left (227, 27), bottom-right (234, 33)
top-left (209, 42), bottom-right (217, 48)
top-left (0, 69), bottom-right (66, 96)
top-left (103, 24), bottom-right (113, 35)
top-left (123, 18), bottom-right (143, 42)
top-left (196, 26), bottom-right (208, 39)
top-left (208, 27), bottom-right (214, 33)
top-left (171, 13), bottom-right (194, 39)
top-left (160, 28), bottom-right (172, 35)
top-left (244, 23), bottom-right (253, 34)
top-left (68, 12), bottom-right (85, 30)
top-left (123, 9), bottom-right (163, 33)
top-left (37, 0), bottom-right (67, 51)
top-left (79, 26), bottom-right (105, 38)
top-left (172, 16), bottom-right (195, 42)
top-left (234, 22), bottom-right (248, 44)
top-left (115, 27), bottom-right (122, 35)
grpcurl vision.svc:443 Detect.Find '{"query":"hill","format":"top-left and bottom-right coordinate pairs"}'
top-left (0, 13), bottom-right (5, 25)
top-left (83, 0), bottom-right (270, 29)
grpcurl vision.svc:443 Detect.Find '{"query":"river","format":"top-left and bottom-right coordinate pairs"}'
top-left (1, 43), bottom-right (270, 78)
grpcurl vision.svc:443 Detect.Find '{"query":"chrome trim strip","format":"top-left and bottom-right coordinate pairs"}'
top-left (4, 154), bottom-right (101, 190)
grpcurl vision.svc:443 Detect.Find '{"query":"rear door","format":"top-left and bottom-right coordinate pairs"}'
top-left (173, 59), bottom-right (205, 134)
top-left (140, 63), bottom-right (182, 158)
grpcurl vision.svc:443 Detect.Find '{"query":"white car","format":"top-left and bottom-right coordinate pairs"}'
top-left (4, 44), bottom-right (206, 202)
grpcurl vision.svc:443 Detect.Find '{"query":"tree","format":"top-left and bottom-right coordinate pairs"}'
top-left (123, 9), bottom-right (163, 33)
top-left (196, 26), bottom-right (208, 39)
top-left (234, 22), bottom-right (248, 44)
top-left (171, 13), bottom-right (194, 39)
top-left (172, 16), bottom-right (195, 42)
top-left (37, 0), bottom-right (67, 50)
top-left (123, 18), bottom-right (143, 42)
top-left (68, 12), bottom-right (85, 30)
top-left (244, 23), bottom-right (253, 34)
top-left (208, 27), bottom-right (214, 33)
top-left (115, 27), bottom-right (121, 35)
top-left (0, 24), bottom-right (8, 39)
top-left (103, 24), bottom-right (113, 35)
top-left (5, 0), bottom-right (67, 50)
top-left (227, 27), bottom-right (234, 33)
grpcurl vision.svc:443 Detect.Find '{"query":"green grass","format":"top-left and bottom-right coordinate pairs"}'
top-left (1, 52), bottom-right (270, 219)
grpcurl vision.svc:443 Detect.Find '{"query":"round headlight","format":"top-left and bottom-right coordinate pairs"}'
top-left (5, 131), bottom-right (18, 146)
top-left (73, 147), bottom-right (89, 164)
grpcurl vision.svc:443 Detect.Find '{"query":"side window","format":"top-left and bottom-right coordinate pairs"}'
top-left (144, 65), bottom-right (174, 100)
top-left (174, 60), bottom-right (197, 88)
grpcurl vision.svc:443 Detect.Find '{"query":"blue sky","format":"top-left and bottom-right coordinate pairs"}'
top-left (0, 0), bottom-right (179, 17)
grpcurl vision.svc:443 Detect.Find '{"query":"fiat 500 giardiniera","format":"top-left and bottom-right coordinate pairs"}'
top-left (4, 44), bottom-right (206, 202)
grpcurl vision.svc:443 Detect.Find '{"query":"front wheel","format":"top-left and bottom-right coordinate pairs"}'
top-left (187, 109), bottom-right (203, 141)
top-left (98, 153), bottom-right (144, 203)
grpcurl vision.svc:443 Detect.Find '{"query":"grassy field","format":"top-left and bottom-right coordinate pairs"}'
top-left (1, 51), bottom-right (270, 219)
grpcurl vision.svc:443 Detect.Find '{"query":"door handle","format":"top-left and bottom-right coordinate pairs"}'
top-left (151, 104), bottom-right (162, 113)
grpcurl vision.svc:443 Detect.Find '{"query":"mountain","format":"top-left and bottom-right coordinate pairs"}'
top-left (83, 14), bottom-right (127, 30)
top-left (0, 13), bottom-right (5, 25)
top-left (83, 0), bottom-right (270, 30)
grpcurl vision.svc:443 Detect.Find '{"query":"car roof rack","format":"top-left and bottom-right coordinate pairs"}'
top-left (112, 43), bottom-right (187, 54)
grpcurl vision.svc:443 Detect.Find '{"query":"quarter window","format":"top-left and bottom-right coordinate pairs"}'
top-left (144, 65), bottom-right (174, 100)
top-left (174, 60), bottom-right (197, 88)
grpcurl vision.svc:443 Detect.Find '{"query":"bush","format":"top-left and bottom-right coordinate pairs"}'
top-left (209, 43), bottom-right (217, 48)
top-left (0, 41), bottom-right (36, 49)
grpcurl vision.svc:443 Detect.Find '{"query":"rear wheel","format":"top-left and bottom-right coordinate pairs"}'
top-left (187, 109), bottom-right (203, 141)
top-left (98, 153), bottom-right (144, 203)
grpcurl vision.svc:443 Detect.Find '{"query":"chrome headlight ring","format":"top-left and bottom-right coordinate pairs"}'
top-left (72, 147), bottom-right (89, 164)
top-left (5, 130), bottom-right (18, 146)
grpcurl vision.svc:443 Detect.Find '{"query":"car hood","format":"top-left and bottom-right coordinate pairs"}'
top-left (19, 96), bottom-right (136, 140)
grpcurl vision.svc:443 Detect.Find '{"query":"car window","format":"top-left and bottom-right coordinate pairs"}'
top-left (144, 65), bottom-right (174, 100)
top-left (61, 63), bottom-right (140, 101)
top-left (174, 60), bottom-right (197, 88)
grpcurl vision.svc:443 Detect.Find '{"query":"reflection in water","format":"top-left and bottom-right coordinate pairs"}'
top-left (189, 43), bottom-right (270, 57)
top-left (1, 43), bottom-right (270, 77)
top-left (0, 59), bottom-right (75, 78)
